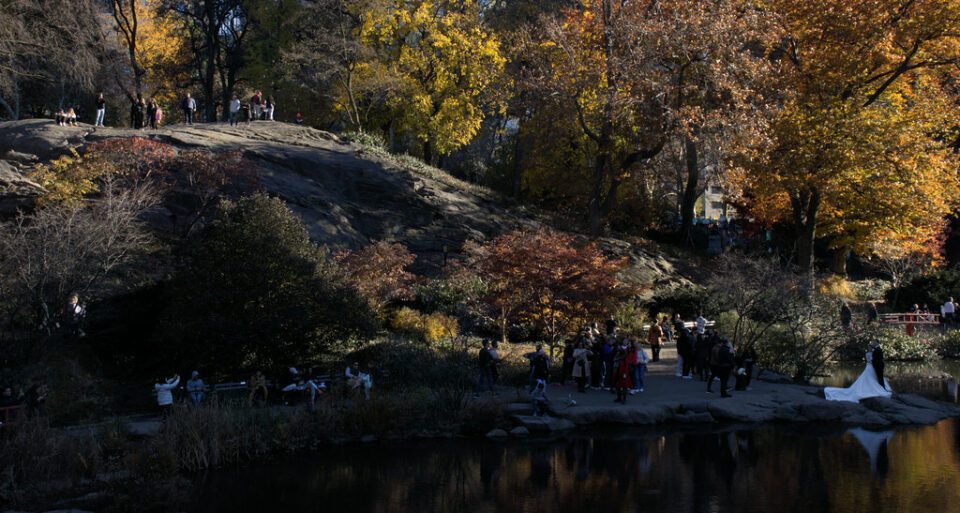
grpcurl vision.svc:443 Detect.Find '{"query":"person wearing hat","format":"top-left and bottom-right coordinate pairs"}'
top-left (529, 379), bottom-right (550, 416)
top-left (186, 371), bottom-right (205, 406)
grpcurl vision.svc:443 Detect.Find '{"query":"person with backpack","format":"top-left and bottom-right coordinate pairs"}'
top-left (182, 93), bottom-right (197, 125)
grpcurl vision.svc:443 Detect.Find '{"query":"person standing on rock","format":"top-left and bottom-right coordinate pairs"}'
top-left (229, 94), bottom-right (241, 126)
top-left (589, 331), bottom-right (603, 388)
top-left (182, 93), bottom-right (197, 125)
top-left (95, 92), bottom-right (106, 127)
top-left (647, 318), bottom-right (663, 362)
top-left (265, 95), bottom-right (275, 121)
top-left (715, 339), bottom-right (735, 398)
top-left (526, 344), bottom-right (550, 391)
top-left (612, 342), bottom-right (632, 404)
top-left (572, 339), bottom-right (593, 393)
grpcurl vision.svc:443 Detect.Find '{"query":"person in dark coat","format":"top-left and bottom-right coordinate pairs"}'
top-left (872, 341), bottom-right (887, 390)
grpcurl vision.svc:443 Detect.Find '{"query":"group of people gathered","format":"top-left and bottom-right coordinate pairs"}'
top-left (152, 361), bottom-right (375, 413)
top-left (54, 89), bottom-right (282, 128)
top-left (228, 90), bottom-right (276, 126)
top-left (474, 313), bottom-right (760, 417)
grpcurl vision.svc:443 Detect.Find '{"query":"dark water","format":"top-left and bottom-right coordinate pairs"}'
top-left (191, 419), bottom-right (960, 513)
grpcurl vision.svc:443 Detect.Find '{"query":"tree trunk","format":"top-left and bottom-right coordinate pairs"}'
top-left (830, 246), bottom-right (849, 276)
top-left (679, 135), bottom-right (699, 243)
top-left (792, 188), bottom-right (821, 278)
top-left (203, 3), bottom-right (218, 122)
top-left (422, 140), bottom-right (433, 167)
top-left (511, 124), bottom-right (523, 199)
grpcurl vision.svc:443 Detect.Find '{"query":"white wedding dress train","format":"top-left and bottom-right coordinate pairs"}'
top-left (824, 352), bottom-right (892, 403)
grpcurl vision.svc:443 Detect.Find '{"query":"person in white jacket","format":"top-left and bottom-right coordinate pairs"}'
top-left (154, 375), bottom-right (180, 413)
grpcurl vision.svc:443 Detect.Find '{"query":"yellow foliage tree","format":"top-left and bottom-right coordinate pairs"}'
top-left (729, 0), bottom-right (960, 275)
top-left (111, 0), bottom-right (189, 106)
top-left (360, 0), bottom-right (505, 163)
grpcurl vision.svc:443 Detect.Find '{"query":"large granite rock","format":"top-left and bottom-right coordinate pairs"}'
top-left (0, 159), bottom-right (43, 215)
top-left (0, 120), bottom-right (693, 281)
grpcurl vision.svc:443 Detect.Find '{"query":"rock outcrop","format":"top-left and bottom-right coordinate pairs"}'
top-left (0, 119), bottom-right (693, 284)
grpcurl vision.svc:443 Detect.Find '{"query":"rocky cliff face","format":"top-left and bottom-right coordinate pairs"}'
top-left (0, 119), bottom-right (692, 288)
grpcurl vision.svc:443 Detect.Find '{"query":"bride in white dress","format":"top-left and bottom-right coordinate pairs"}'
top-left (824, 343), bottom-right (892, 402)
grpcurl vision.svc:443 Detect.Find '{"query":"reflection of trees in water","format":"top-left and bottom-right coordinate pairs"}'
top-left (194, 420), bottom-right (960, 513)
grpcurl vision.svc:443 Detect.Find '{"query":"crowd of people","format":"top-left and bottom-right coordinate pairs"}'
top-left (472, 313), bottom-right (759, 417)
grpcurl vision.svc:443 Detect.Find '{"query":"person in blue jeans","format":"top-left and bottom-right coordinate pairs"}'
top-left (630, 340), bottom-right (649, 394)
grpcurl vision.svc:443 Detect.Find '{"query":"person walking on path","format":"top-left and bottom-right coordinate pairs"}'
top-left (95, 92), bottom-right (106, 127)
top-left (229, 95), bottom-right (241, 126)
top-left (647, 318), bottom-right (663, 362)
top-left (572, 340), bottom-right (593, 393)
top-left (182, 93), bottom-right (197, 125)
top-left (154, 375), bottom-right (180, 414)
top-left (475, 339), bottom-right (495, 394)
top-left (186, 371), bottom-right (205, 405)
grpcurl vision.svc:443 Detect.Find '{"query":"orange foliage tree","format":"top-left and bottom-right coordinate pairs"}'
top-left (728, 0), bottom-right (960, 275)
top-left (466, 229), bottom-right (632, 353)
top-left (336, 241), bottom-right (417, 317)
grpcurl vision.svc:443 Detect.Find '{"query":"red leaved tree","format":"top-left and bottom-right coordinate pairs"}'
top-left (467, 229), bottom-right (632, 355)
top-left (336, 241), bottom-right (417, 317)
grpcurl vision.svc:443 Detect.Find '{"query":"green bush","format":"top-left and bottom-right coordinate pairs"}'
top-left (936, 331), bottom-right (960, 358)
top-left (836, 324), bottom-right (939, 362)
top-left (340, 130), bottom-right (388, 150)
top-left (154, 194), bottom-right (377, 376)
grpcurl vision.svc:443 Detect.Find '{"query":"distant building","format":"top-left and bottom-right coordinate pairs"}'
top-left (701, 180), bottom-right (736, 222)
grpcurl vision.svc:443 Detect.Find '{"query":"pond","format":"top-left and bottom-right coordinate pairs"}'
top-left (190, 419), bottom-right (960, 513)
top-left (815, 359), bottom-right (960, 402)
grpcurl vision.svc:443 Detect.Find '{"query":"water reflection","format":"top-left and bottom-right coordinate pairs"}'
top-left (192, 420), bottom-right (960, 513)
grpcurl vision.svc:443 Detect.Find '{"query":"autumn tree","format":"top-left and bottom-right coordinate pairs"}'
top-left (336, 240), bottom-right (417, 317)
top-left (360, 0), bottom-right (506, 164)
top-left (282, 0), bottom-right (384, 132)
top-left (111, 0), bottom-right (189, 101)
top-left (466, 229), bottom-right (630, 353)
top-left (729, 0), bottom-right (960, 276)
top-left (523, 0), bottom-right (771, 236)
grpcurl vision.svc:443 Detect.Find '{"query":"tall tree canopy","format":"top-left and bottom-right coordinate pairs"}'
top-left (729, 0), bottom-right (960, 274)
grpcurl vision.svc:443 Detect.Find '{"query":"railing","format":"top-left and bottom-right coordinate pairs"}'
top-left (641, 321), bottom-right (716, 331)
top-left (879, 313), bottom-right (940, 325)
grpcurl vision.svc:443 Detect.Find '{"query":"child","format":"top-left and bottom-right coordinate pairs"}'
top-left (530, 379), bottom-right (549, 417)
